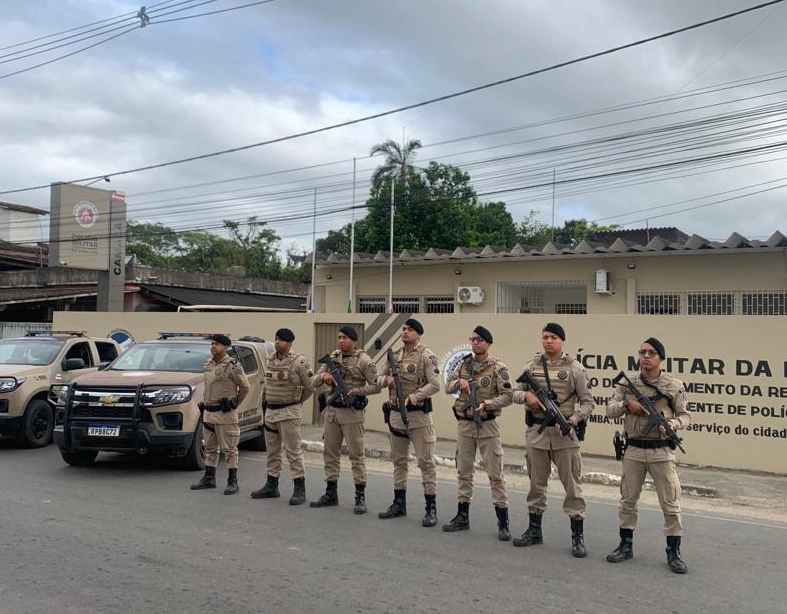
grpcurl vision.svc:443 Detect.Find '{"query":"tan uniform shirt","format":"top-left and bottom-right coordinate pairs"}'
top-left (377, 343), bottom-right (441, 430)
top-left (606, 371), bottom-right (691, 461)
top-left (513, 352), bottom-right (594, 450)
top-left (311, 349), bottom-right (381, 424)
top-left (203, 353), bottom-right (250, 425)
top-left (263, 351), bottom-right (314, 423)
top-left (446, 355), bottom-right (513, 417)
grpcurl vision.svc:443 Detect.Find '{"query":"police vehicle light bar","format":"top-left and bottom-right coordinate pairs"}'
top-left (25, 330), bottom-right (87, 337)
top-left (157, 332), bottom-right (230, 340)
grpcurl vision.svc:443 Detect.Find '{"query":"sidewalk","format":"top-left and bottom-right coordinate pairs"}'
top-left (299, 424), bottom-right (787, 509)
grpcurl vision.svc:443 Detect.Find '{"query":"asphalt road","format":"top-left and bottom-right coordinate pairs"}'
top-left (0, 445), bottom-right (784, 614)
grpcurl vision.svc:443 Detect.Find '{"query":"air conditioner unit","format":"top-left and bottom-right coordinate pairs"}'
top-left (595, 269), bottom-right (612, 294)
top-left (457, 285), bottom-right (485, 305)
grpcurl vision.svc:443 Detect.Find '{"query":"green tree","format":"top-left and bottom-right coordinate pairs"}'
top-left (224, 216), bottom-right (281, 278)
top-left (359, 161), bottom-right (518, 252)
top-left (125, 220), bottom-right (179, 267)
top-left (553, 219), bottom-right (620, 247)
top-left (369, 138), bottom-right (423, 189)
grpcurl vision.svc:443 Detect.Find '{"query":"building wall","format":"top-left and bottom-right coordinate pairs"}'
top-left (54, 311), bottom-right (787, 474)
top-left (316, 250), bottom-right (787, 314)
top-left (0, 209), bottom-right (42, 245)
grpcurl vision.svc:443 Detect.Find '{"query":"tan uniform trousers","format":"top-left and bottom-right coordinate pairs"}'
top-left (322, 409), bottom-right (366, 484)
top-left (389, 424), bottom-right (437, 495)
top-left (619, 454), bottom-right (682, 536)
top-left (526, 446), bottom-right (585, 518)
top-left (205, 423), bottom-right (240, 469)
top-left (264, 418), bottom-right (305, 480)
top-left (456, 420), bottom-right (507, 508)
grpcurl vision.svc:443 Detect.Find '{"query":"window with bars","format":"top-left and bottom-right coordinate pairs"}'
top-left (687, 292), bottom-right (734, 315)
top-left (392, 297), bottom-right (420, 313)
top-left (555, 303), bottom-right (587, 314)
top-left (637, 293), bottom-right (680, 315)
top-left (497, 280), bottom-right (587, 314)
top-left (742, 292), bottom-right (787, 315)
top-left (425, 296), bottom-right (454, 314)
top-left (358, 297), bottom-right (385, 313)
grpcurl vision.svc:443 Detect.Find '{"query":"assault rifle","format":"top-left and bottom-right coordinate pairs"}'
top-left (386, 348), bottom-right (409, 426)
top-left (318, 355), bottom-right (356, 408)
top-left (611, 371), bottom-right (686, 453)
top-left (462, 355), bottom-right (482, 432)
top-left (516, 370), bottom-right (573, 437)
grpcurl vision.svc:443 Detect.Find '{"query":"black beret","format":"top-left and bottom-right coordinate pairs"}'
top-left (211, 334), bottom-right (232, 347)
top-left (643, 337), bottom-right (666, 360)
top-left (275, 328), bottom-right (295, 342)
top-left (542, 322), bottom-right (566, 341)
top-left (473, 325), bottom-right (493, 344)
top-left (338, 325), bottom-right (358, 341)
top-left (404, 318), bottom-right (424, 335)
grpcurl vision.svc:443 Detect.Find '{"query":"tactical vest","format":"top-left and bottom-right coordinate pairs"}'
top-left (531, 353), bottom-right (577, 418)
top-left (624, 378), bottom-right (677, 440)
top-left (330, 349), bottom-right (367, 389)
top-left (393, 346), bottom-right (424, 398)
top-left (264, 353), bottom-right (303, 406)
top-left (204, 356), bottom-right (239, 403)
top-left (452, 358), bottom-right (502, 419)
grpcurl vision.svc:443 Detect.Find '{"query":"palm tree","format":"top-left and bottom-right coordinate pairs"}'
top-left (369, 138), bottom-right (423, 187)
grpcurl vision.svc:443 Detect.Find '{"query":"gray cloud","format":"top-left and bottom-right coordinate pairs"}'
top-left (1, 0), bottom-right (785, 249)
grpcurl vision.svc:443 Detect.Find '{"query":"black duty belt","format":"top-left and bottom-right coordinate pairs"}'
top-left (267, 403), bottom-right (296, 410)
top-left (626, 439), bottom-right (671, 449)
top-left (458, 415), bottom-right (496, 422)
top-left (203, 405), bottom-right (222, 412)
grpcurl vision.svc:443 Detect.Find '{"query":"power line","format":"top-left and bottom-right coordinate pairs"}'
top-left (1, 0), bottom-right (781, 197)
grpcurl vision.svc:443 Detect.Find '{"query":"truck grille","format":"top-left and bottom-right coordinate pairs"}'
top-left (68, 388), bottom-right (151, 421)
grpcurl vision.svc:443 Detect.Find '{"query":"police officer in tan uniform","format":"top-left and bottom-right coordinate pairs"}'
top-left (443, 325), bottom-right (513, 541)
top-left (606, 337), bottom-right (691, 574)
top-left (250, 328), bottom-right (314, 505)
top-left (376, 318), bottom-right (441, 527)
top-left (310, 326), bottom-right (381, 514)
top-left (190, 334), bottom-right (250, 495)
top-left (512, 323), bottom-right (594, 556)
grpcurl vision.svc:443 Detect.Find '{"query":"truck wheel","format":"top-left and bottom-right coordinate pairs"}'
top-left (60, 450), bottom-right (98, 466)
top-left (246, 427), bottom-right (267, 452)
top-left (179, 420), bottom-right (206, 471)
top-left (16, 399), bottom-right (54, 448)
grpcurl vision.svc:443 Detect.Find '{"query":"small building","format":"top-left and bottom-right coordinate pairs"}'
top-left (313, 229), bottom-right (787, 317)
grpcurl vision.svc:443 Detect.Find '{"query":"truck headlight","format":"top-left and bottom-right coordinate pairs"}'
top-left (151, 386), bottom-right (192, 406)
top-left (0, 377), bottom-right (25, 393)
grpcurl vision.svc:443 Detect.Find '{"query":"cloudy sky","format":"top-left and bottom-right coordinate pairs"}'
top-left (2, 0), bottom-right (786, 253)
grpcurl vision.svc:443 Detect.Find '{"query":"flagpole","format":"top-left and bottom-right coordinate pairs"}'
top-left (309, 187), bottom-right (317, 313)
top-left (348, 157), bottom-right (356, 313)
top-left (388, 178), bottom-right (395, 314)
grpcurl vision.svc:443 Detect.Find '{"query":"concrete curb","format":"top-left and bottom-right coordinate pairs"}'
top-left (301, 440), bottom-right (719, 499)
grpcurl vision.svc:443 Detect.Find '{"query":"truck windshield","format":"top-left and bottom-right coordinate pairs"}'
top-left (0, 339), bottom-right (63, 366)
top-left (110, 342), bottom-right (209, 372)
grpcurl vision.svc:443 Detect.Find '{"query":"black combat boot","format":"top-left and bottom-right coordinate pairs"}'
top-left (570, 516), bottom-right (587, 558)
top-left (250, 475), bottom-right (280, 499)
top-left (310, 480), bottom-right (338, 507)
top-left (422, 494), bottom-right (437, 528)
top-left (495, 506), bottom-right (511, 541)
top-left (513, 512), bottom-right (543, 547)
top-left (353, 483), bottom-right (367, 515)
top-left (289, 477), bottom-right (306, 506)
top-left (666, 536), bottom-right (688, 574)
top-left (190, 465), bottom-right (216, 490)
top-left (442, 501), bottom-right (470, 532)
top-left (378, 489), bottom-right (407, 519)
top-left (224, 468), bottom-right (239, 495)
top-left (606, 528), bottom-right (634, 563)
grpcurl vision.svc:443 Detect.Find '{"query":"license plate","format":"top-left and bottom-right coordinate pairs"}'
top-left (87, 425), bottom-right (120, 437)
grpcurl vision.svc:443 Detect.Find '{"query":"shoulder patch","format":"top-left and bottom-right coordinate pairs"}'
top-left (499, 369), bottom-right (511, 381)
